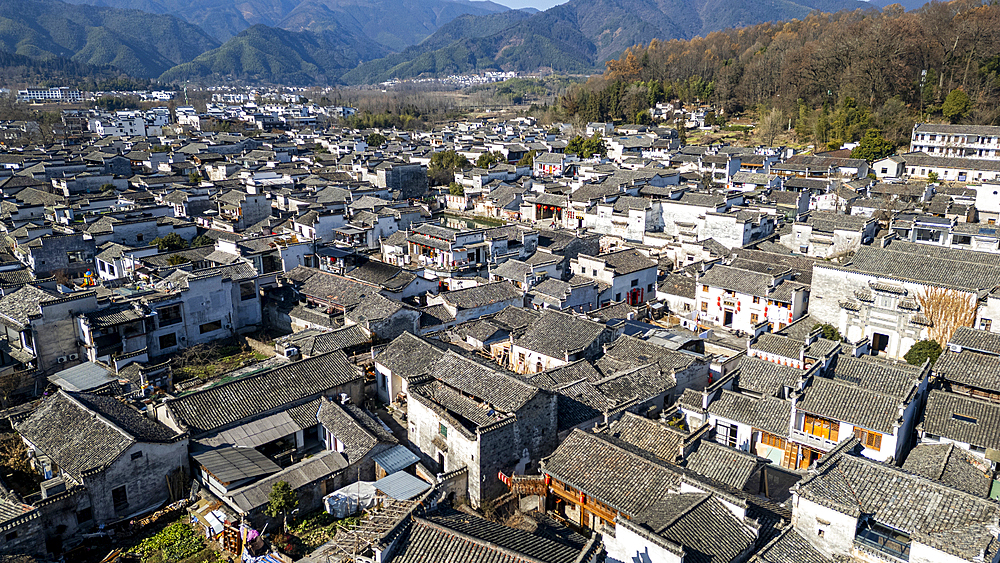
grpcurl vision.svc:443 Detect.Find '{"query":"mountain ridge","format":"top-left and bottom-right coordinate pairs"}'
top-left (341, 0), bottom-right (878, 84)
top-left (0, 0), bottom-right (219, 78)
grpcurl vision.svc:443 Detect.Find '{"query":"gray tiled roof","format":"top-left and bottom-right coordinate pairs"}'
top-left (751, 527), bottom-right (832, 563)
top-left (417, 508), bottom-right (585, 563)
top-left (541, 429), bottom-right (680, 517)
top-left (392, 513), bottom-right (585, 563)
top-left (698, 265), bottom-right (777, 300)
top-left (425, 351), bottom-right (539, 413)
top-left (933, 349), bottom-right (1000, 393)
top-left (682, 440), bottom-right (766, 490)
top-left (824, 240), bottom-right (1000, 292)
top-left (165, 350), bottom-right (361, 437)
top-left (736, 356), bottom-right (803, 398)
top-left (796, 377), bottom-right (900, 434)
top-left (442, 282), bottom-right (522, 310)
top-left (632, 493), bottom-right (757, 563)
top-left (317, 398), bottom-right (395, 463)
top-left (596, 249), bottom-right (656, 275)
top-left (901, 443), bottom-right (993, 497)
top-left (226, 449), bottom-right (348, 513)
top-left (376, 332), bottom-right (446, 379)
top-left (950, 326), bottom-right (1000, 356)
top-left (17, 391), bottom-right (180, 479)
top-left (0, 285), bottom-right (58, 327)
top-left (921, 390), bottom-right (1000, 451)
top-left (752, 334), bottom-right (802, 360)
top-left (514, 309), bottom-right (607, 359)
top-left (192, 447), bottom-right (281, 484)
top-left (828, 355), bottom-right (922, 400)
top-left (795, 443), bottom-right (999, 560)
top-left (707, 390), bottom-right (791, 437)
top-left (605, 412), bottom-right (687, 463)
top-left (595, 335), bottom-right (697, 377)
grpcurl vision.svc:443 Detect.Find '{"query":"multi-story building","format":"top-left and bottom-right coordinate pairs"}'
top-left (909, 123), bottom-right (1000, 160)
top-left (16, 88), bottom-right (82, 103)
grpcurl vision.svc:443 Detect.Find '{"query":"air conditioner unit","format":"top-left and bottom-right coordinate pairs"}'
top-left (57, 356), bottom-right (67, 364)
top-left (284, 346), bottom-right (299, 358)
top-left (68, 353), bottom-right (79, 361)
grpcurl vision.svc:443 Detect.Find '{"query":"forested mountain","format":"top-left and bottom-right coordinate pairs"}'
top-left (0, 0), bottom-right (219, 78)
top-left (342, 0), bottom-right (876, 83)
top-left (159, 24), bottom-right (389, 85)
top-left (562, 0), bottom-right (1000, 146)
top-left (58, 0), bottom-right (510, 46)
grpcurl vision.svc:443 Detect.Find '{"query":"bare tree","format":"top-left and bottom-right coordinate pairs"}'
top-left (915, 286), bottom-right (978, 346)
top-left (757, 108), bottom-right (784, 147)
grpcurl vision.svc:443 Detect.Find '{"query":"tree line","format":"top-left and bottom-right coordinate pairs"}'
top-left (560, 0), bottom-right (1000, 148)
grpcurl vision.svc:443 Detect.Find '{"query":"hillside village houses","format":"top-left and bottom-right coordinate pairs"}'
top-left (2, 103), bottom-right (1000, 563)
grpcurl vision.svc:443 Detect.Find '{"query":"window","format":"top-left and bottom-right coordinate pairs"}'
top-left (854, 428), bottom-right (882, 451)
top-left (5, 531), bottom-right (17, 542)
top-left (952, 413), bottom-right (978, 424)
top-left (157, 304), bottom-right (182, 327)
top-left (136, 234), bottom-right (143, 242)
top-left (131, 451), bottom-right (143, 460)
top-left (67, 251), bottom-right (88, 263)
top-left (615, 293), bottom-right (621, 301)
top-left (803, 414), bottom-right (839, 441)
top-left (199, 320), bottom-right (223, 334)
top-left (76, 507), bottom-right (93, 524)
top-left (159, 333), bottom-right (177, 349)
top-left (240, 281), bottom-right (256, 301)
top-left (753, 296), bottom-right (760, 304)
top-left (716, 423), bottom-right (738, 447)
top-left (630, 279), bottom-right (638, 287)
top-left (981, 318), bottom-right (992, 331)
top-left (112, 486), bottom-right (128, 512)
top-left (817, 529), bottom-right (825, 537)
top-left (750, 313), bottom-right (759, 324)
top-left (702, 285), bottom-right (709, 292)
top-left (647, 283), bottom-right (654, 293)
top-left (761, 432), bottom-right (786, 450)
top-left (439, 423), bottom-right (447, 438)
top-left (700, 301), bottom-right (708, 312)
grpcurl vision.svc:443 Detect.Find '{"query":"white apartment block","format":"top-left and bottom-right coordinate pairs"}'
top-left (17, 87), bottom-right (83, 103)
top-left (909, 123), bottom-right (1000, 160)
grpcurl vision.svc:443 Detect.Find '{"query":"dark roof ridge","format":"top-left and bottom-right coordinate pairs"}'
top-left (409, 516), bottom-right (552, 563)
top-left (652, 492), bottom-right (712, 534)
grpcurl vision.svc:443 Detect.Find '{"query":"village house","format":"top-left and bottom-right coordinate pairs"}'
top-left (791, 439), bottom-right (1000, 563)
top-left (811, 238), bottom-right (1000, 359)
top-left (570, 249), bottom-right (657, 306)
top-left (16, 391), bottom-right (188, 553)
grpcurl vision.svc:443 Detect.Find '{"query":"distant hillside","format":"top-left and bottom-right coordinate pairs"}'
top-left (345, 0), bottom-right (877, 83)
top-left (0, 0), bottom-right (219, 78)
top-left (869, 0), bottom-right (934, 9)
top-left (159, 24), bottom-right (389, 85)
top-left (0, 50), bottom-right (139, 86)
top-left (59, 0), bottom-right (511, 46)
top-left (340, 10), bottom-right (536, 84)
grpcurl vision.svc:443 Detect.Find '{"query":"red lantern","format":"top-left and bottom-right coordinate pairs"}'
top-left (764, 306), bottom-right (768, 315)
top-left (580, 492), bottom-right (586, 504)
top-left (717, 296), bottom-right (721, 307)
top-left (545, 475), bottom-right (551, 486)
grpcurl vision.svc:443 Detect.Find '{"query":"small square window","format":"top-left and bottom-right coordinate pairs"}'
top-left (817, 529), bottom-right (825, 537)
top-left (439, 423), bottom-right (447, 438)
